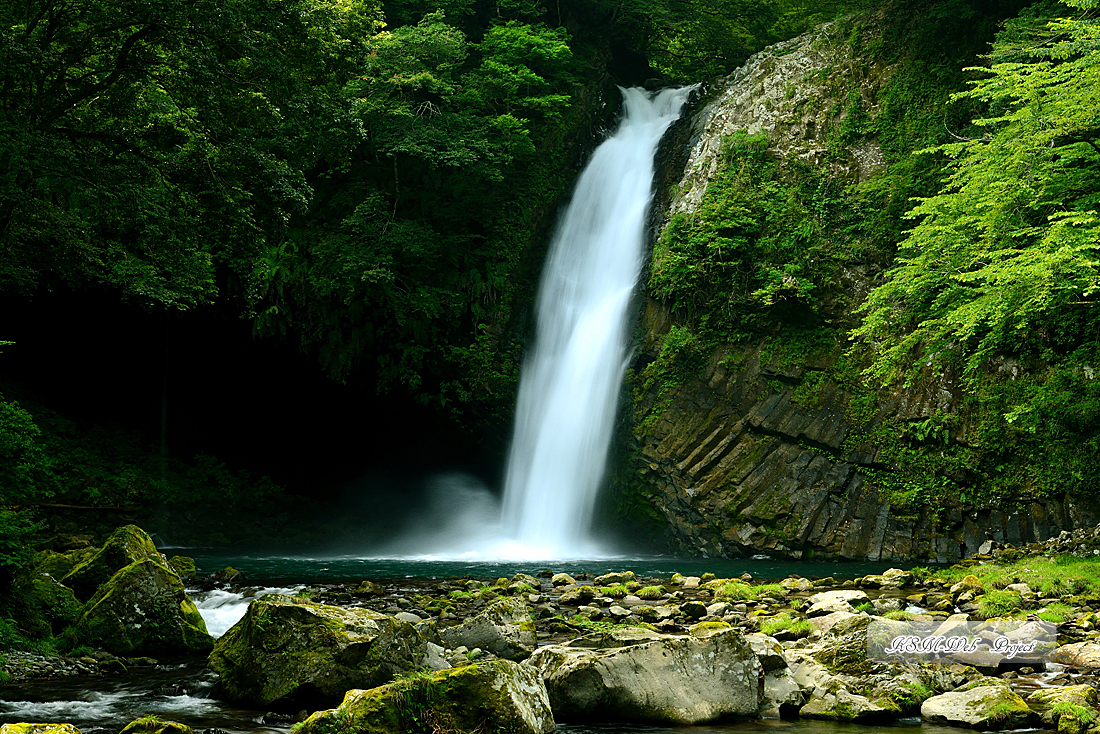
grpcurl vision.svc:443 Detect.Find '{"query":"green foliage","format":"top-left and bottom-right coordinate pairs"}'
top-left (1052, 701), bottom-right (1098, 727)
top-left (635, 585), bottom-right (666, 600)
top-left (760, 612), bottom-right (812, 636)
top-left (977, 590), bottom-right (1023, 617)
top-left (0, 510), bottom-right (41, 574)
top-left (649, 131), bottom-right (852, 339)
top-left (0, 398), bottom-right (55, 502)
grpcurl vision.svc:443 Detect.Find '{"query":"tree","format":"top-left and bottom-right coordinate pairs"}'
top-left (855, 0), bottom-right (1100, 385)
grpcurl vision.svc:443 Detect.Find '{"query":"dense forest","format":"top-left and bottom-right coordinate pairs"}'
top-left (2, 0), bottom-right (1099, 565)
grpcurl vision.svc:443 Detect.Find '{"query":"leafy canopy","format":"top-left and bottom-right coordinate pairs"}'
top-left (854, 0), bottom-right (1100, 386)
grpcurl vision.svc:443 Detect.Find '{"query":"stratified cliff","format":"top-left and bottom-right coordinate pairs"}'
top-left (618, 17), bottom-right (1097, 563)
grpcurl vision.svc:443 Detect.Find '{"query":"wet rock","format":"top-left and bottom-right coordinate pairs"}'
top-left (806, 589), bottom-right (869, 617)
top-left (296, 660), bottom-right (554, 734)
top-left (440, 599), bottom-right (536, 661)
top-left (551, 573), bottom-right (575, 586)
top-left (780, 577), bottom-right (813, 593)
top-left (527, 628), bottom-right (760, 724)
top-left (76, 558), bottom-right (213, 655)
top-left (921, 679), bottom-right (1036, 730)
top-left (354, 581), bottom-right (384, 597)
top-left (208, 595), bottom-right (429, 707)
top-left (680, 600), bottom-right (707, 619)
top-left (800, 689), bottom-right (900, 721)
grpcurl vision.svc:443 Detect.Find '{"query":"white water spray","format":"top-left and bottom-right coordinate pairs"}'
top-left (499, 86), bottom-right (695, 558)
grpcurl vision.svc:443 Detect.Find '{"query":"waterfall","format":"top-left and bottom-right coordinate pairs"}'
top-left (500, 86), bottom-right (695, 558)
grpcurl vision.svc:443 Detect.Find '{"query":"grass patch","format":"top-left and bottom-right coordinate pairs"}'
top-left (1037, 602), bottom-right (1076, 624)
top-left (885, 610), bottom-right (915, 621)
top-left (636, 586), bottom-right (666, 600)
top-left (928, 556), bottom-right (1099, 598)
top-left (599, 584), bottom-right (629, 598)
top-left (715, 582), bottom-right (787, 601)
top-left (889, 682), bottom-right (932, 712)
top-left (1052, 701), bottom-right (1098, 727)
top-left (978, 590), bottom-right (1023, 618)
top-left (760, 613), bottom-right (813, 637)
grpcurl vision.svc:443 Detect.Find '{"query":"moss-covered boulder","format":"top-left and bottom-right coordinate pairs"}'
top-left (166, 557), bottom-right (197, 581)
top-left (61, 525), bottom-right (164, 602)
top-left (800, 689), bottom-right (901, 721)
top-left (208, 595), bottom-right (430, 708)
top-left (296, 660), bottom-right (554, 734)
top-left (1, 725), bottom-right (82, 734)
top-left (119, 717), bottom-right (194, 734)
top-left (921, 679), bottom-right (1037, 730)
top-left (75, 559), bottom-right (213, 655)
top-left (32, 548), bottom-right (96, 581)
top-left (527, 628), bottom-right (759, 724)
top-left (25, 574), bottom-right (83, 635)
top-left (439, 598), bottom-right (535, 661)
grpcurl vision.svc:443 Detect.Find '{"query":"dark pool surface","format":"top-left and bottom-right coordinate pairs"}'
top-left (180, 551), bottom-right (918, 585)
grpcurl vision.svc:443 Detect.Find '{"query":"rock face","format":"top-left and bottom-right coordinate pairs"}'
top-left (439, 598), bottom-right (536, 661)
top-left (621, 18), bottom-right (1097, 563)
top-left (76, 559), bottom-right (213, 655)
top-left (526, 627), bottom-right (759, 724)
top-left (921, 680), bottom-right (1036, 730)
top-left (208, 595), bottom-right (429, 707)
top-left (296, 661), bottom-right (555, 734)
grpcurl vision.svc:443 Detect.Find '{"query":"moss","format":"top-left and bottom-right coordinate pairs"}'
top-left (61, 525), bottom-right (163, 602)
top-left (75, 558), bottom-right (212, 655)
top-left (635, 586), bottom-right (666, 600)
top-left (166, 556), bottom-right (197, 580)
top-left (297, 660), bottom-right (550, 734)
top-left (120, 716), bottom-right (195, 734)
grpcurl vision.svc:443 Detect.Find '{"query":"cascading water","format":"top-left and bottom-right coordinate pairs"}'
top-left (499, 86), bottom-right (695, 559)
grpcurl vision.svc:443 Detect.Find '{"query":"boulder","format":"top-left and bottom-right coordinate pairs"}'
top-left (119, 717), bottom-right (194, 734)
top-left (565, 628), bottom-right (663, 649)
top-left (744, 633), bottom-right (787, 673)
top-left (921, 679), bottom-right (1037, 730)
top-left (1, 727), bottom-right (82, 734)
top-left (1028, 684), bottom-right (1098, 710)
top-left (23, 573), bottom-right (83, 635)
top-left (800, 689), bottom-right (900, 721)
top-left (355, 580), bottom-right (384, 597)
top-left (75, 559), bottom-right (213, 655)
top-left (1049, 641), bottom-right (1100, 668)
top-left (806, 590), bottom-right (869, 617)
top-left (551, 573), bottom-right (575, 586)
top-left (61, 525), bottom-right (164, 602)
top-left (558, 586), bottom-right (597, 605)
top-left (808, 610), bottom-right (859, 634)
top-left (594, 572), bottom-right (636, 586)
top-left (166, 556), bottom-right (197, 581)
top-left (780, 577), bottom-right (813, 593)
top-left (32, 548), bottom-right (95, 581)
top-left (208, 595), bottom-right (429, 707)
top-left (440, 598), bottom-right (536, 661)
top-left (527, 628), bottom-right (760, 724)
top-left (861, 569), bottom-right (913, 589)
top-left (764, 670), bottom-right (803, 714)
top-left (296, 660), bottom-right (554, 734)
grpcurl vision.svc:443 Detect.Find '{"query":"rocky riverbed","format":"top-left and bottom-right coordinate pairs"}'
top-left (5, 524), bottom-right (1100, 733)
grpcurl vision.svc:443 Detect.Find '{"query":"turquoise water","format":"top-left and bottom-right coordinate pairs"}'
top-left (182, 551), bottom-right (916, 584)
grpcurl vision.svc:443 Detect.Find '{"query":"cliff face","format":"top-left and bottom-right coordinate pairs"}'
top-left (625, 22), bottom-right (1097, 563)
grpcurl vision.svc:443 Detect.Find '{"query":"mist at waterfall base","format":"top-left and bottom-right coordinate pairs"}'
top-left (336, 87), bottom-right (697, 562)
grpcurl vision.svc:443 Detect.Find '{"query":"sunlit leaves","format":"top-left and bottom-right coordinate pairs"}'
top-left (854, 0), bottom-right (1100, 386)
